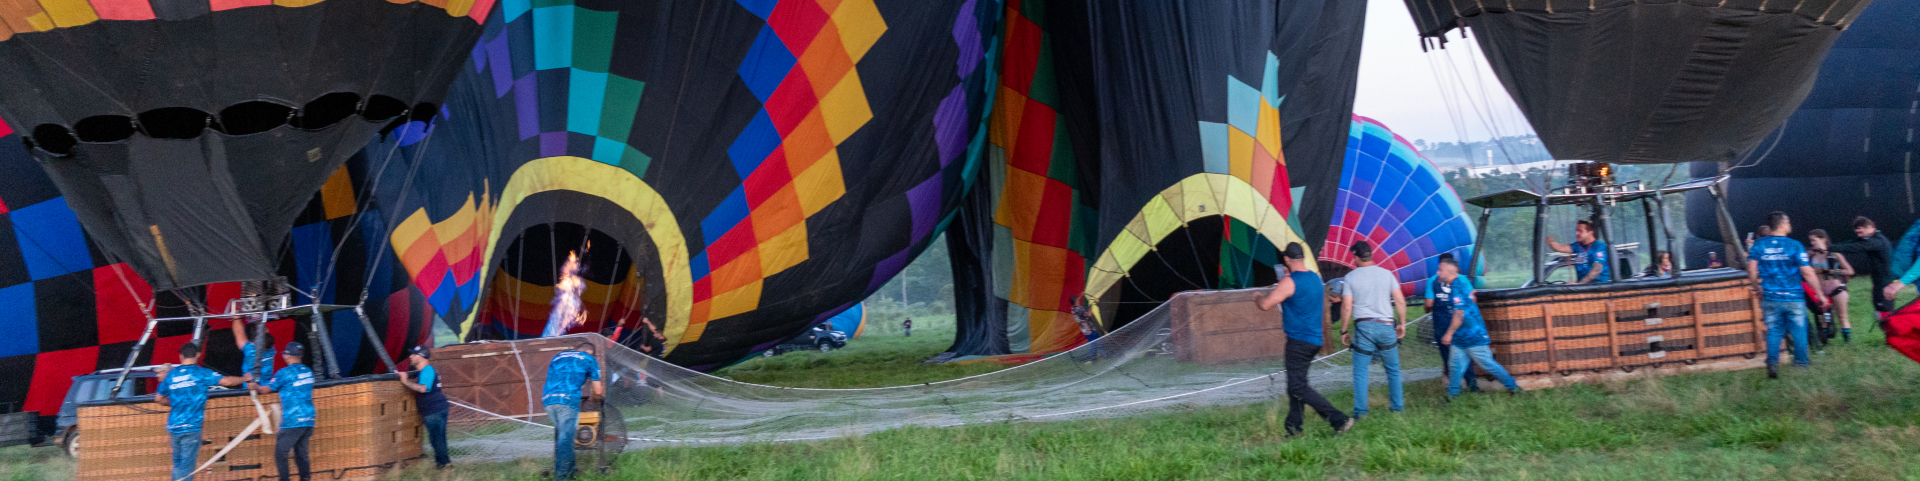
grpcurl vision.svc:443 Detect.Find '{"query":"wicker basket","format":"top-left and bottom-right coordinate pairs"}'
top-left (1475, 271), bottom-right (1762, 385)
top-left (76, 377), bottom-right (423, 481)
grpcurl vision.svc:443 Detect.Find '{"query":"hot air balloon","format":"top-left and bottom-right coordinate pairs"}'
top-left (0, 0), bottom-right (488, 290)
top-left (1685, 0), bottom-right (1919, 266)
top-left (941, 0), bottom-right (1366, 356)
top-left (1401, 0), bottom-right (1880, 387)
top-left (1321, 115), bottom-right (1477, 297)
top-left (0, 112), bottom-right (429, 442)
top-left (379, 0), bottom-right (1002, 370)
top-left (1403, 0), bottom-right (1876, 165)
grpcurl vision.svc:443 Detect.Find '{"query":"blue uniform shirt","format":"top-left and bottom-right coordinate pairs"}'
top-left (162, 364), bottom-right (225, 433)
top-left (1749, 236), bottom-right (1811, 302)
top-left (242, 342), bottom-right (276, 381)
top-left (1571, 240), bottom-right (1613, 283)
top-left (1280, 271), bottom-right (1325, 346)
top-left (413, 365), bottom-right (448, 416)
top-left (541, 351), bottom-right (602, 409)
top-left (1427, 276), bottom-right (1471, 343)
top-left (1444, 277), bottom-right (1491, 348)
top-left (267, 364), bottom-right (317, 428)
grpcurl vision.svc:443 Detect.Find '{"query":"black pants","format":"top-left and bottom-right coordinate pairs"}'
top-left (1284, 339), bottom-right (1349, 434)
top-left (1872, 280), bottom-right (1896, 314)
top-left (274, 427), bottom-right (312, 481)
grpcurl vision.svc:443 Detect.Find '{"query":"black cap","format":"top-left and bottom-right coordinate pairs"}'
top-left (1350, 241), bottom-right (1374, 259)
top-left (1282, 242), bottom-right (1306, 260)
top-left (409, 345), bottom-right (431, 360)
top-left (283, 342), bottom-right (305, 358)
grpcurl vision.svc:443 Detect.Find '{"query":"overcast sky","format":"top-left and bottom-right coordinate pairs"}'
top-left (1352, 0), bottom-right (1536, 146)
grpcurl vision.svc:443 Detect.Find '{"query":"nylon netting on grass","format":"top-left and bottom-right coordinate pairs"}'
top-left (442, 288), bottom-right (1447, 461)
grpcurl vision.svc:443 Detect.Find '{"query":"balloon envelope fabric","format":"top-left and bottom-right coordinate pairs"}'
top-left (942, 0), bottom-right (1366, 357)
top-left (386, 0), bottom-right (1001, 370)
top-left (1321, 115), bottom-right (1476, 297)
top-left (0, 113), bottom-right (431, 433)
top-left (1686, 0), bottom-right (1920, 252)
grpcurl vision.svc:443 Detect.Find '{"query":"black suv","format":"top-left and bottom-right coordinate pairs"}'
top-left (51, 368), bottom-right (164, 457)
top-left (761, 326), bottom-right (849, 356)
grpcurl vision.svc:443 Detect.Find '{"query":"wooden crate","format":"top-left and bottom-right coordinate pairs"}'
top-left (76, 376), bottom-right (422, 481)
top-left (434, 336), bottom-right (610, 419)
top-left (1477, 270), bottom-right (1763, 385)
top-left (1167, 290), bottom-right (1287, 365)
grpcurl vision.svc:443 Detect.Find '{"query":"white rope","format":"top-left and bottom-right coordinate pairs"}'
top-left (174, 395), bottom-right (276, 481)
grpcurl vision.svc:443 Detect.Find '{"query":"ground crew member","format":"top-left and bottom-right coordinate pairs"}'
top-left (156, 342), bottom-right (248, 481)
top-left (398, 346), bottom-right (451, 468)
top-left (542, 343), bottom-right (605, 480)
top-left (254, 342), bottom-right (316, 481)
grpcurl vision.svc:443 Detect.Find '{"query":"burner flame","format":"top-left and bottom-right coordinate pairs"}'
top-left (543, 250), bottom-right (588, 337)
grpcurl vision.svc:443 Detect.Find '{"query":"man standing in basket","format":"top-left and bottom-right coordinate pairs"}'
top-left (1747, 212), bottom-right (1828, 378)
top-left (156, 342), bottom-right (250, 481)
top-left (1339, 241), bottom-right (1405, 418)
top-left (543, 343), bottom-right (606, 480)
top-left (253, 342), bottom-right (316, 481)
top-left (398, 346), bottom-right (451, 468)
top-left (1546, 220), bottom-right (1613, 285)
top-left (1436, 257), bottom-right (1523, 399)
top-left (1257, 243), bottom-right (1354, 436)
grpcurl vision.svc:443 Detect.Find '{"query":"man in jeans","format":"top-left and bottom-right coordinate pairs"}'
top-left (1257, 243), bottom-right (1354, 436)
top-left (1424, 253), bottom-right (1478, 393)
top-left (1747, 212), bottom-right (1828, 378)
top-left (155, 342), bottom-right (249, 481)
top-left (543, 343), bottom-right (606, 480)
top-left (1435, 257), bottom-right (1522, 398)
top-left (1338, 241), bottom-right (1404, 418)
top-left (398, 346), bottom-right (450, 468)
top-left (253, 342), bottom-right (316, 481)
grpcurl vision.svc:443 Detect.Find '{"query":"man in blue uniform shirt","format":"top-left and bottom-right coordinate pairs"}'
top-left (1747, 212), bottom-right (1829, 378)
top-left (543, 343), bottom-right (606, 480)
top-left (254, 342), bottom-right (316, 481)
top-left (1424, 253), bottom-right (1478, 393)
top-left (1547, 220), bottom-right (1613, 284)
top-left (1435, 257), bottom-right (1522, 398)
top-left (230, 320), bottom-right (277, 382)
top-left (1257, 243), bottom-right (1353, 435)
top-left (156, 342), bottom-right (249, 481)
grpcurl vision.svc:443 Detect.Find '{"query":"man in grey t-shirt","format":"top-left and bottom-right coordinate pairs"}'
top-left (1339, 241), bottom-right (1406, 418)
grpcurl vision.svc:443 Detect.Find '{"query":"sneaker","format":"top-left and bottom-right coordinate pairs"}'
top-left (1767, 365), bottom-right (1779, 379)
top-left (1335, 417), bottom-right (1356, 434)
top-left (1508, 388), bottom-right (1523, 397)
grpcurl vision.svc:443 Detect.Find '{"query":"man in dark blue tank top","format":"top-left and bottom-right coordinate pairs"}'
top-left (399, 346), bottom-right (451, 468)
top-left (1258, 243), bottom-right (1354, 436)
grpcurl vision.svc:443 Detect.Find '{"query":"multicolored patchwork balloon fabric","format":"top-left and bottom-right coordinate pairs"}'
top-left (1321, 115), bottom-right (1476, 297)
top-left (389, 0), bottom-right (1001, 369)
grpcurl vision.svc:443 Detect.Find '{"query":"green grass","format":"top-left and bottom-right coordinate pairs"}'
top-left (713, 315), bottom-right (1008, 388)
top-left (14, 281), bottom-right (1919, 481)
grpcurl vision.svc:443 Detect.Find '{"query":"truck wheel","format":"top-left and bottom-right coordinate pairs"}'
top-left (818, 343), bottom-right (833, 353)
top-left (762, 349), bottom-right (776, 357)
top-left (62, 430), bottom-right (78, 458)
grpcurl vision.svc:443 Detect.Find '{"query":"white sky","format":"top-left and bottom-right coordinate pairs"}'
top-left (1352, 0), bottom-right (1536, 146)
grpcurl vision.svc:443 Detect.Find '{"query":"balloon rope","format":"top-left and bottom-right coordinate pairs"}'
top-left (174, 394), bottom-right (275, 481)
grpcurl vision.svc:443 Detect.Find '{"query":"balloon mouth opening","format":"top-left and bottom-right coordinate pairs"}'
top-left (24, 93), bottom-right (436, 156)
top-left (482, 222), bottom-right (650, 347)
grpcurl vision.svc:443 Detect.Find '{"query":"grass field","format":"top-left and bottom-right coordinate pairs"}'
top-left (712, 315), bottom-right (1007, 389)
top-left (10, 280), bottom-right (1918, 481)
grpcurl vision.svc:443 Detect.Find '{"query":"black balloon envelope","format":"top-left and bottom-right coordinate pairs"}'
top-left (1402, 0), bottom-right (1878, 165)
top-left (0, 0), bottom-right (487, 289)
